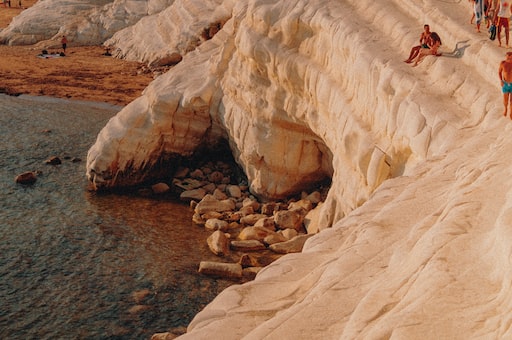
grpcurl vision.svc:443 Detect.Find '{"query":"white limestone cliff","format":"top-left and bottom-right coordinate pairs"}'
top-left (0, 0), bottom-right (174, 46)
top-left (6, 0), bottom-right (512, 337)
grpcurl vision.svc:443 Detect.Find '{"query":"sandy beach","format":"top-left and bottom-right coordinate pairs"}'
top-left (0, 3), bottom-right (154, 106)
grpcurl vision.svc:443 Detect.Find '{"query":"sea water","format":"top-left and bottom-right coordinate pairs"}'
top-left (0, 94), bottom-right (232, 339)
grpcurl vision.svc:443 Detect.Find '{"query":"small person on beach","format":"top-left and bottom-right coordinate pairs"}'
top-left (404, 24), bottom-right (432, 63)
top-left (498, 51), bottom-right (512, 118)
top-left (61, 35), bottom-right (67, 54)
top-left (411, 32), bottom-right (442, 66)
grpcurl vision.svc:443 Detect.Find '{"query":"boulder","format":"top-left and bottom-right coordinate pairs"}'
top-left (204, 218), bottom-right (229, 231)
top-left (269, 234), bottom-right (314, 254)
top-left (238, 205), bottom-right (254, 216)
top-left (305, 191), bottom-right (322, 204)
top-left (242, 198), bottom-right (260, 212)
top-left (288, 199), bottom-right (313, 213)
top-left (238, 226), bottom-right (276, 241)
top-left (238, 253), bottom-right (277, 268)
top-left (173, 178), bottom-right (205, 190)
top-left (303, 202), bottom-right (324, 234)
top-left (226, 184), bottom-right (242, 198)
top-left (180, 188), bottom-right (207, 202)
top-left (202, 182), bottom-right (217, 193)
top-left (195, 195), bottom-right (235, 214)
top-left (151, 182), bottom-right (170, 194)
top-left (212, 188), bottom-right (228, 200)
top-left (173, 166), bottom-right (189, 179)
top-left (192, 212), bottom-right (205, 226)
top-left (198, 261), bottom-right (242, 279)
top-left (279, 228), bottom-right (298, 240)
top-left (263, 233), bottom-right (287, 245)
top-left (240, 213), bottom-right (268, 225)
top-left (230, 240), bottom-right (266, 251)
top-left (45, 156), bottom-right (61, 165)
top-left (253, 216), bottom-right (276, 230)
top-left (274, 210), bottom-right (304, 231)
top-left (15, 171), bottom-right (37, 185)
top-left (260, 202), bottom-right (279, 215)
top-left (207, 171), bottom-right (224, 183)
top-left (206, 230), bottom-right (230, 256)
top-left (189, 169), bottom-right (204, 179)
top-left (201, 211), bottom-right (224, 220)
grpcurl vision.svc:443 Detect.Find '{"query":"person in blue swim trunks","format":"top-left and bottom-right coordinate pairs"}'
top-left (404, 24), bottom-right (432, 63)
top-left (499, 51), bottom-right (512, 118)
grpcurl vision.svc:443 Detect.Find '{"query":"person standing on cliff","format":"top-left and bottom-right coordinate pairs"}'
top-left (61, 35), bottom-right (68, 54)
top-left (499, 52), bottom-right (512, 118)
top-left (494, 0), bottom-right (511, 47)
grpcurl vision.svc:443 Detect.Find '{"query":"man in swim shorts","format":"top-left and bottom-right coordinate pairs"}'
top-left (494, 0), bottom-right (511, 47)
top-left (499, 52), bottom-right (512, 118)
top-left (404, 24), bottom-right (431, 63)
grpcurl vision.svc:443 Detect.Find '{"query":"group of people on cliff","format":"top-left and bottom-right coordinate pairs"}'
top-left (469, 0), bottom-right (510, 47)
top-left (403, 24), bottom-right (442, 66)
top-left (404, 1), bottom-right (512, 119)
top-left (469, 0), bottom-right (512, 118)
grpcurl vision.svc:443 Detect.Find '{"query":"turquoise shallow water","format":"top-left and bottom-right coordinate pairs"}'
top-left (0, 94), bottom-right (232, 339)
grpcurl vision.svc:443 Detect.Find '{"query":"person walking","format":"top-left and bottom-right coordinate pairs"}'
top-left (473, 0), bottom-right (486, 32)
top-left (494, 0), bottom-right (511, 47)
top-left (499, 52), bottom-right (512, 118)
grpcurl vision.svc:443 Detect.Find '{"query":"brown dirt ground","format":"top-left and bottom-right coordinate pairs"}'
top-left (0, 2), bottom-right (154, 106)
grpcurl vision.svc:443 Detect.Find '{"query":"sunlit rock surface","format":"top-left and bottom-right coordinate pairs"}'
top-left (0, 0), bottom-right (174, 46)
top-left (6, 0), bottom-right (512, 338)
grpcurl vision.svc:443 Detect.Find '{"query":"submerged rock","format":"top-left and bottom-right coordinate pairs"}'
top-left (15, 171), bottom-right (37, 185)
top-left (45, 156), bottom-right (61, 165)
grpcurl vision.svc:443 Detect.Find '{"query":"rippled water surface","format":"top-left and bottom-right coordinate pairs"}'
top-left (0, 95), bottom-right (232, 339)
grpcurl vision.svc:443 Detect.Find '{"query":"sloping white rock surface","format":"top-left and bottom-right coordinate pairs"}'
top-left (6, 0), bottom-right (512, 337)
top-left (0, 0), bottom-right (174, 46)
top-left (104, 0), bottom-right (234, 66)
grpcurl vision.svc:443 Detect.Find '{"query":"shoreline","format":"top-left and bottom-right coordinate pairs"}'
top-left (1, 1), bottom-right (156, 106)
top-left (0, 44), bottom-right (154, 106)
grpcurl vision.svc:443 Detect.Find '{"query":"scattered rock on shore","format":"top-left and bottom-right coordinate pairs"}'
top-left (141, 159), bottom-right (329, 281)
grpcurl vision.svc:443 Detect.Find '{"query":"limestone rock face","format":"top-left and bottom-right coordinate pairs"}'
top-left (8, 0), bottom-right (512, 338)
top-left (104, 0), bottom-right (234, 66)
top-left (0, 0), bottom-right (174, 46)
top-left (86, 1), bottom-right (334, 200)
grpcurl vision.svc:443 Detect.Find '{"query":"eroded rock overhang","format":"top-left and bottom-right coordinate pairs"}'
top-left (86, 0), bottom-right (466, 230)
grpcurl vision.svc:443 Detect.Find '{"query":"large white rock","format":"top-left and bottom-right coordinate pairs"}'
top-left (9, 0), bottom-right (512, 338)
top-left (104, 0), bottom-right (235, 65)
top-left (0, 0), bottom-right (174, 46)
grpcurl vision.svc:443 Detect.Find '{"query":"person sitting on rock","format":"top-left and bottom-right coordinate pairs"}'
top-left (412, 32), bottom-right (442, 66)
top-left (404, 24), bottom-right (432, 63)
